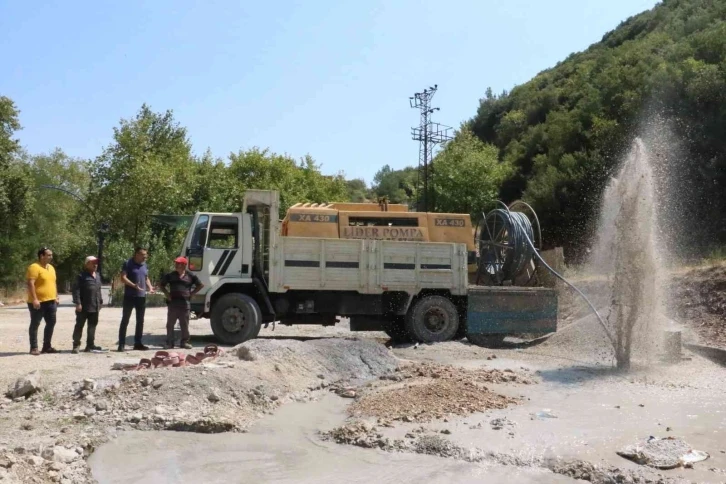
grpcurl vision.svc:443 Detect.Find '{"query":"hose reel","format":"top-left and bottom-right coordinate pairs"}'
top-left (474, 200), bottom-right (542, 286)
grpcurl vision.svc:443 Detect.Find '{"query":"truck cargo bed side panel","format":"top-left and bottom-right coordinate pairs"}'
top-left (375, 241), bottom-right (466, 294)
top-left (272, 237), bottom-right (466, 295)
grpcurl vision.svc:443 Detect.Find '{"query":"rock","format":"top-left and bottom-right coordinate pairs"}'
top-left (0, 458), bottom-right (11, 469)
top-left (340, 390), bottom-right (356, 398)
top-left (6, 371), bottom-right (41, 399)
top-left (208, 390), bottom-right (221, 403)
top-left (82, 379), bottom-right (96, 391)
top-left (129, 413), bottom-right (143, 423)
top-left (25, 455), bottom-right (44, 466)
top-left (141, 377), bottom-right (152, 387)
top-left (84, 407), bottom-right (97, 417)
top-left (72, 412), bottom-right (86, 420)
top-left (317, 374), bottom-right (325, 379)
top-left (112, 382), bottom-right (121, 390)
top-left (95, 401), bottom-right (108, 411)
top-left (42, 446), bottom-right (78, 464)
top-left (84, 395), bottom-right (95, 402)
top-left (440, 429), bottom-right (452, 435)
top-left (50, 461), bottom-right (64, 471)
top-left (270, 395), bottom-right (279, 401)
top-left (152, 381), bottom-right (163, 390)
top-left (154, 406), bottom-right (166, 415)
top-left (236, 345), bottom-right (258, 361)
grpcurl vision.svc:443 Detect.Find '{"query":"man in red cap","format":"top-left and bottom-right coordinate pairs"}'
top-left (159, 256), bottom-right (204, 349)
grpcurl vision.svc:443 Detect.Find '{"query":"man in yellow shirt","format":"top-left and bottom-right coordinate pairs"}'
top-left (26, 247), bottom-right (60, 355)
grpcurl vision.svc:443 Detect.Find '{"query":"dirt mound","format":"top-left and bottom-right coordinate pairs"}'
top-left (668, 264), bottom-right (726, 348)
top-left (0, 338), bottom-right (399, 484)
top-left (347, 362), bottom-right (529, 423)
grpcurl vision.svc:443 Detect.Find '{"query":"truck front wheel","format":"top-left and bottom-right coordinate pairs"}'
top-left (210, 293), bottom-right (262, 345)
top-left (405, 295), bottom-right (459, 343)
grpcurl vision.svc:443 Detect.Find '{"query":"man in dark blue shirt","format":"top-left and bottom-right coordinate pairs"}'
top-left (117, 247), bottom-right (154, 352)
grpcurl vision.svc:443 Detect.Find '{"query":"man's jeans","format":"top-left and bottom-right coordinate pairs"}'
top-left (28, 301), bottom-right (57, 350)
top-left (119, 296), bottom-right (146, 346)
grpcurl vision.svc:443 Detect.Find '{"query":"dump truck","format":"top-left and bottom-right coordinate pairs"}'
top-left (180, 189), bottom-right (557, 346)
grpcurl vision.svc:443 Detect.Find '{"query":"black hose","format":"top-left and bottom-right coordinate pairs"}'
top-left (488, 201), bottom-right (616, 348)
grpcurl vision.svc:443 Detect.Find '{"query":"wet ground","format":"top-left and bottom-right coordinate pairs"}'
top-left (90, 395), bottom-right (573, 484)
top-left (90, 334), bottom-right (726, 484)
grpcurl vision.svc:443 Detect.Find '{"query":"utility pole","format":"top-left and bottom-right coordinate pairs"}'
top-left (410, 84), bottom-right (452, 212)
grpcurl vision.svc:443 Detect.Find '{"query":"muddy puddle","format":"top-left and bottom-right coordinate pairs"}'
top-left (89, 394), bottom-right (574, 484)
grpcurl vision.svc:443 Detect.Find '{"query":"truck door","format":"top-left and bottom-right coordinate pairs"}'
top-left (187, 214), bottom-right (244, 283)
top-left (204, 215), bottom-right (244, 281)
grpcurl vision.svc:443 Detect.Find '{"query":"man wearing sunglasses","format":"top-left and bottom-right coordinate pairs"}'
top-left (71, 256), bottom-right (105, 353)
top-left (26, 247), bottom-right (60, 355)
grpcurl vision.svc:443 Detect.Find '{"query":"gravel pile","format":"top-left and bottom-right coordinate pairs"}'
top-left (346, 362), bottom-right (530, 423)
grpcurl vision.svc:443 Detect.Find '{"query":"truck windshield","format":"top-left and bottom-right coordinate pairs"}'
top-left (190, 215), bottom-right (210, 247)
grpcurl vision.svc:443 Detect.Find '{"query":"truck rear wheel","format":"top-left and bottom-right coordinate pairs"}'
top-left (405, 295), bottom-right (459, 343)
top-left (210, 293), bottom-right (262, 345)
top-left (467, 334), bottom-right (506, 348)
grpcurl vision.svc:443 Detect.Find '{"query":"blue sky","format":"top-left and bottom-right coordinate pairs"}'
top-left (1, 0), bottom-right (659, 184)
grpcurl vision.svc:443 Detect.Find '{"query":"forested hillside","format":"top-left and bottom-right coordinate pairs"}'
top-left (469, 0), bottom-right (726, 258)
top-left (375, 0), bottom-right (726, 259)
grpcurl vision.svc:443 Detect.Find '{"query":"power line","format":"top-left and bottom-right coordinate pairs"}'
top-left (409, 84), bottom-right (453, 212)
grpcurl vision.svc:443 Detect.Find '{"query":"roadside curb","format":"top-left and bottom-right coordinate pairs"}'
top-left (684, 343), bottom-right (726, 366)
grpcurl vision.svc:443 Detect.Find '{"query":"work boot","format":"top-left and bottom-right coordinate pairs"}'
top-left (72, 346), bottom-right (80, 354)
top-left (133, 343), bottom-right (149, 351)
top-left (181, 342), bottom-right (192, 350)
top-left (117, 344), bottom-right (125, 353)
top-left (30, 348), bottom-right (40, 356)
top-left (165, 342), bottom-right (175, 350)
top-left (41, 347), bottom-right (59, 354)
top-left (85, 345), bottom-right (103, 352)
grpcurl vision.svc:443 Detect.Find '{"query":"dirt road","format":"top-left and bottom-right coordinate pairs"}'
top-left (1, 297), bottom-right (725, 483)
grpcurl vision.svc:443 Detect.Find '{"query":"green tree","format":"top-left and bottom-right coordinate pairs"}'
top-left (371, 165), bottom-right (418, 205)
top-left (0, 97), bottom-right (35, 288)
top-left (345, 178), bottom-right (370, 202)
top-left (89, 104), bottom-right (196, 244)
top-left (25, 149), bottom-right (96, 288)
top-left (227, 148), bottom-right (349, 216)
top-left (432, 130), bottom-right (513, 219)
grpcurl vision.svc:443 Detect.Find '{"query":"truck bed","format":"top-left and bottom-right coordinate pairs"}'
top-left (269, 236), bottom-right (468, 296)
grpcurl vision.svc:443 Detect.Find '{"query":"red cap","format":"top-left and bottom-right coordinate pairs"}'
top-left (174, 256), bottom-right (188, 264)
